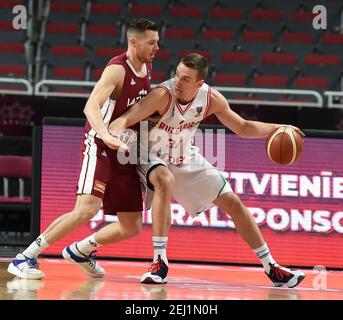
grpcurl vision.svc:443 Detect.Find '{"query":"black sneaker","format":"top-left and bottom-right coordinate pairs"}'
top-left (141, 256), bottom-right (168, 284)
top-left (266, 263), bottom-right (305, 288)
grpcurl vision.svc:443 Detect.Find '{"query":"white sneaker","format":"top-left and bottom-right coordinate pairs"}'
top-left (7, 253), bottom-right (45, 280)
top-left (266, 263), bottom-right (305, 288)
top-left (62, 242), bottom-right (105, 278)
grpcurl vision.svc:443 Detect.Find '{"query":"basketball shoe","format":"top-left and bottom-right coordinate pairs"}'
top-left (266, 263), bottom-right (305, 288)
top-left (141, 256), bottom-right (168, 284)
top-left (7, 253), bottom-right (45, 280)
top-left (62, 242), bottom-right (105, 278)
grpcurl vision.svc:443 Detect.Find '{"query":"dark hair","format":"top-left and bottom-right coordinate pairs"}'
top-left (127, 18), bottom-right (158, 36)
top-left (181, 53), bottom-right (208, 80)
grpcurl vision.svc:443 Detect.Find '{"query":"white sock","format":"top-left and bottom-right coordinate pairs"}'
top-left (22, 234), bottom-right (50, 258)
top-left (76, 233), bottom-right (101, 256)
top-left (253, 242), bottom-right (277, 274)
top-left (153, 236), bottom-right (168, 266)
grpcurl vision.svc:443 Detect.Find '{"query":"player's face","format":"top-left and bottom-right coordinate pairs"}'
top-left (173, 63), bottom-right (204, 103)
top-left (135, 30), bottom-right (159, 63)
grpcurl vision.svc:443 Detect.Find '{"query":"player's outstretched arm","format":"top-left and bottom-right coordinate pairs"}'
top-left (209, 89), bottom-right (304, 138)
top-left (83, 64), bottom-right (128, 150)
top-left (108, 87), bottom-right (169, 135)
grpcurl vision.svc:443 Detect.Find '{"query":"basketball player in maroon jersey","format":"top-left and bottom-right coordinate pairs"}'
top-left (7, 18), bottom-right (159, 279)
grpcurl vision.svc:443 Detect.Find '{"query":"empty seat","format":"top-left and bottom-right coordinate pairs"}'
top-left (242, 31), bottom-right (274, 42)
top-left (88, 3), bottom-right (122, 26)
top-left (85, 25), bottom-right (119, 49)
top-left (253, 74), bottom-right (288, 87)
top-left (282, 32), bottom-right (314, 43)
top-left (48, 2), bottom-right (83, 23)
top-left (213, 73), bottom-right (247, 86)
top-left (294, 76), bottom-right (328, 90)
top-left (44, 23), bottom-right (81, 45)
top-left (218, 51), bottom-right (254, 75)
top-left (0, 155), bottom-right (31, 203)
top-left (129, 4), bottom-right (164, 23)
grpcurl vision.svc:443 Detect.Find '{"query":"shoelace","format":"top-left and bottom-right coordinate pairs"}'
top-left (270, 264), bottom-right (291, 280)
top-left (87, 252), bottom-right (97, 269)
top-left (25, 257), bottom-right (38, 269)
top-left (148, 259), bottom-right (162, 273)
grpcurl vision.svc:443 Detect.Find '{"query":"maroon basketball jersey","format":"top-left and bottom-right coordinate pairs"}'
top-left (84, 52), bottom-right (152, 144)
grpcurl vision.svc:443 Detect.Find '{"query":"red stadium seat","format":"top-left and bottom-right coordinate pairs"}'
top-left (304, 54), bottom-right (340, 65)
top-left (0, 43), bottom-right (24, 53)
top-left (213, 73), bottom-right (246, 86)
top-left (92, 68), bottom-right (103, 80)
top-left (90, 3), bottom-right (121, 14)
top-left (155, 49), bottom-right (172, 60)
top-left (0, 0), bottom-right (24, 9)
top-left (291, 11), bottom-right (317, 21)
top-left (243, 31), bottom-right (274, 42)
top-left (46, 23), bottom-right (78, 34)
top-left (202, 30), bottom-right (234, 41)
top-left (53, 67), bottom-right (85, 80)
top-left (209, 8), bottom-right (242, 19)
top-left (254, 75), bottom-right (288, 87)
top-left (321, 33), bottom-right (343, 44)
top-left (0, 21), bottom-right (15, 31)
top-left (95, 47), bottom-right (125, 57)
top-left (88, 25), bottom-right (117, 36)
top-left (0, 155), bottom-right (31, 203)
top-left (220, 52), bottom-right (253, 64)
top-left (130, 4), bottom-right (162, 16)
top-left (251, 9), bottom-right (283, 21)
top-left (294, 76), bottom-right (328, 89)
top-left (50, 2), bottom-right (82, 12)
top-left (170, 6), bottom-right (203, 18)
top-left (282, 32), bottom-right (314, 43)
top-left (164, 28), bottom-right (195, 39)
top-left (0, 65), bottom-right (26, 76)
top-left (51, 45), bottom-right (86, 56)
top-left (261, 53), bottom-right (297, 65)
top-left (151, 70), bottom-right (166, 82)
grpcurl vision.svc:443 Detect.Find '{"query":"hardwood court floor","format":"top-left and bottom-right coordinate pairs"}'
top-left (0, 258), bottom-right (343, 300)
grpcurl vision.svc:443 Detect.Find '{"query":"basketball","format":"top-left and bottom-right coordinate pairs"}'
top-left (265, 126), bottom-right (304, 165)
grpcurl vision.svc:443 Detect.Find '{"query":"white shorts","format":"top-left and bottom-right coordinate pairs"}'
top-left (137, 149), bottom-right (232, 217)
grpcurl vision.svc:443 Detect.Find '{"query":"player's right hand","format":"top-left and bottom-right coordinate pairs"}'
top-left (101, 132), bottom-right (129, 151)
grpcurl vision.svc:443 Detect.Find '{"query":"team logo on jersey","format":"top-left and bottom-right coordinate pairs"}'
top-left (195, 106), bottom-right (203, 117)
top-left (94, 180), bottom-right (106, 194)
top-left (130, 78), bottom-right (136, 85)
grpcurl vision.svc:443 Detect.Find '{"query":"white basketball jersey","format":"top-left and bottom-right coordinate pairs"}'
top-left (146, 79), bottom-right (211, 165)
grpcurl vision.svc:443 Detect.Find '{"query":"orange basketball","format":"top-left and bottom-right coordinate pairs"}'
top-left (265, 126), bottom-right (304, 165)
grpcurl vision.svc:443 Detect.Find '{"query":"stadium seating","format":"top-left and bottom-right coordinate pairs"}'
top-left (0, 0), bottom-right (342, 99)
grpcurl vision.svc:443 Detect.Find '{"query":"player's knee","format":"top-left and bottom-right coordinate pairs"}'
top-left (152, 172), bottom-right (175, 194)
top-left (74, 202), bottom-right (99, 222)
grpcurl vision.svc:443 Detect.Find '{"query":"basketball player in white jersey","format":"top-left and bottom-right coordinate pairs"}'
top-left (108, 53), bottom-right (306, 288)
top-left (7, 18), bottom-right (159, 280)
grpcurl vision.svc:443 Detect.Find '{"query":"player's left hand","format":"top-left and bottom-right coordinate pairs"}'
top-left (286, 125), bottom-right (305, 138)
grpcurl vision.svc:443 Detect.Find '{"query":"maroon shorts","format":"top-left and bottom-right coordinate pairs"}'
top-left (76, 136), bottom-right (142, 214)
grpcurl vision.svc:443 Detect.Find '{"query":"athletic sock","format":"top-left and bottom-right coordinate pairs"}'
top-left (253, 242), bottom-right (277, 274)
top-left (76, 233), bottom-right (101, 256)
top-left (153, 236), bottom-right (168, 266)
top-left (22, 234), bottom-right (50, 258)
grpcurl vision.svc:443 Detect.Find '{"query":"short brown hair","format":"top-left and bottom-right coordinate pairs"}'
top-left (127, 18), bottom-right (158, 38)
top-left (181, 53), bottom-right (208, 80)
